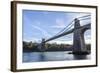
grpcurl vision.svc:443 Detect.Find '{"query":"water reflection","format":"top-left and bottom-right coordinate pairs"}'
top-left (23, 51), bottom-right (90, 62)
top-left (73, 55), bottom-right (87, 60)
top-left (39, 52), bottom-right (45, 61)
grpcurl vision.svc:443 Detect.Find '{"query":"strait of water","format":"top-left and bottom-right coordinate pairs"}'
top-left (23, 51), bottom-right (90, 62)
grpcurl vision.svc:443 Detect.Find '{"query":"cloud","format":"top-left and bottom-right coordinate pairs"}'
top-left (23, 37), bottom-right (41, 42)
top-left (65, 13), bottom-right (91, 26)
top-left (66, 13), bottom-right (90, 19)
top-left (85, 35), bottom-right (91, 39)
top-left (23, 14), bottom-right (51, 41)
top-left (85, 35), bottom-right (91, 44)
top-left (48, 37), bottom-right (90, 44)
top-left (85, 39), bottom-right (91, 44)
top-left (32, 25), bottom-right (51, 38)
top-left (48, 40), bottom-right (73, 44)
top-left (34, 21), bottom-right (41, 25)
top-left (51, 18), bottom-right (66, 28)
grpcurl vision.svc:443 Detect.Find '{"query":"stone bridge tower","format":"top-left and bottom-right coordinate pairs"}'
top-left (73, 18), bottom-right (88, 54)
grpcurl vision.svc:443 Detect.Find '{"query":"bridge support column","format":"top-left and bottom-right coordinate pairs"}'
top-left (38, 38), bottom-right (46, 52)
top-left (73, 18), bottom-right (87, 55)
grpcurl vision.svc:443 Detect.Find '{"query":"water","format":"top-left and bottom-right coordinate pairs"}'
top-left (23, 51), bottom-right (91, 62)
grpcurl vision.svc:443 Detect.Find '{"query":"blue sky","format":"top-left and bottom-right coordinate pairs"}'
top-left (22, 10), bottom-right (91, 44)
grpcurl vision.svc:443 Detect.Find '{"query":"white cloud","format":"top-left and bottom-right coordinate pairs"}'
top-left (51, 18), bottom-right (66, 28)
top-left (48, 38), bottom-right (90, 45)
top-left (85, 35), bottom-right (91, 44)
top-left (23, 32), bottom-right (27, 37)
top-left (48, 40), bottom-right (73, 44)
top-left (66, 13), bottom-right (90, 19)
top-left (23, 37), bottom-right (41, 42)
top-left (32, 25), bottom-right (51, 38)
top-left (23, 15), bottom-right (51, 41)
top-left (34, 21), bottom-right (41, 25)
top-left (85, 35), bottom-right (91, 39)
top-left (65, 13), bottom-right (91, 26)
top-left (85, 39), bottom-right (91, 44)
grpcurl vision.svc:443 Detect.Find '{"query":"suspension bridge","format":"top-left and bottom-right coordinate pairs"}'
top-left (38, 15), bottom-right (91, 55)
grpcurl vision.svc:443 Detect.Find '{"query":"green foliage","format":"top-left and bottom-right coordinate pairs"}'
top-left (23, 41), bottom-right (91, 52)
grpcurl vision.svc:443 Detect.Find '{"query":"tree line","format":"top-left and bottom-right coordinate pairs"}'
top-left (23, 41), bottom-right (91, 52)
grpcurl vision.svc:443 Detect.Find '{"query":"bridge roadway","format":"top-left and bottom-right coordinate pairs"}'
top-left (44, 23), bottom-right (91, 43)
